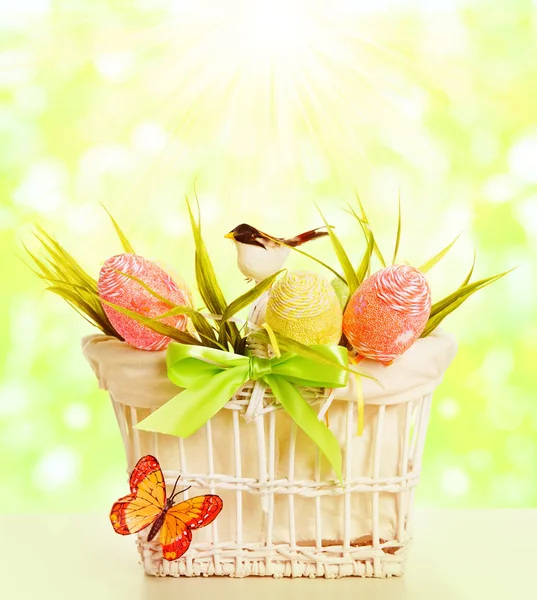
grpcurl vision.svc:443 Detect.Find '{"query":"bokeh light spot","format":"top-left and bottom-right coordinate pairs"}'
top-left (482, 174), bottom-right (520, 204)
top-left (63, 403), bottom-right (91, 431)
top-left (162, 213), bottom-right (188, 237)
top-left (470, 130), bottom-right (499, 166)
top-left (94, 52), bottom-right (135, 83)
top-left (509, 134), bottom-right (537, 184)
top-left (64, 204), bottom-right (100, 234)
top-left (486, 387), bottom-right (527, 432)
top-left (0, 381), bottom-right (28, 417)
top-left (515, 196), bottom-right (537, 236)
top-left (131, 121), bottom-right (169, 155)
top-left (13, 159), bottom-right (69, 213)
top-left (479, 347), bottom-right (514, 386)
top-left (441, 467), bottom-right (470, 497)
top-left (33, 447), bottom-right (80, 492)
top-left (437, 397), bottom-right (460, 420)
top-left (0, 50), bottom-right (32, 85)
top-left (14, 85), bottom-right (47, 116)
top-left (237, 1), bottom-right (312, 61)
top-left (0, 0), bottom-right (51, 16)
top-left (78, 145), bottom-right (134, 186)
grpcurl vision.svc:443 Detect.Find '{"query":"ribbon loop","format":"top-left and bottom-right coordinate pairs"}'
top-left (249, 356), bottom-right (272, 381)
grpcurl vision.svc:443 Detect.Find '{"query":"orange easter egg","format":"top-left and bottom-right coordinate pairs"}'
top-left (98, 254), bottom-right (190, 351)
top-left (343, 265), bottom-right (431, 364)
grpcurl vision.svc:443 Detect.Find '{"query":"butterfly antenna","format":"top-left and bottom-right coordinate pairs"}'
top-left (169, 474), bottom-right (182, 499)
top-left (171, 486), bottom-right (191, 502)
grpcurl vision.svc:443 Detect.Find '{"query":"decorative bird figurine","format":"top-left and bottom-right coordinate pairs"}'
top-left (225, 223), bottom-right (328, 282)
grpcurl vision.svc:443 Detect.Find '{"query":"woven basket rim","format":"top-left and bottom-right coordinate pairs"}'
top-left (81, 328), bottom-right (456, 410)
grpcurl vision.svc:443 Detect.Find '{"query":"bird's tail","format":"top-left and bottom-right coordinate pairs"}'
top-left (284, 226), bottom-right (329, 247)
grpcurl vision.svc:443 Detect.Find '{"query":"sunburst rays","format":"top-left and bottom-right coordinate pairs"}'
top-left (3, 0), bottom-right (452, 217)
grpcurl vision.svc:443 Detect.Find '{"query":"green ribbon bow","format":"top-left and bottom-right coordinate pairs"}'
top-left (136, 343), bottom-right (350, 481)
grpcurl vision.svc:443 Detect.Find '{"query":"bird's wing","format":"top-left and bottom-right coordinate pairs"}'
top-left (256, 230), bottom-right (284, 249)
top-left (250, 236), bottom-right (270, 249)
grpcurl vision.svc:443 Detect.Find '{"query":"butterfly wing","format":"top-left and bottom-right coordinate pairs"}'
top-left (160, 495), bottom-right (223, 561)
top-left (110, 455), bottom-right (167, 536)
top-left (128, 455), bottom-right (164, 495)
top-left (159, 519), bottom-right (192, 561)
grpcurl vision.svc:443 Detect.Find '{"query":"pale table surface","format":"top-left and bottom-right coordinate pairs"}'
top-left (1, 510), bottom-right (535, 600)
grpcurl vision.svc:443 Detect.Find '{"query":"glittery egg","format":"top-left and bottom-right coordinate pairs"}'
top-left (265, 271), bottom-right (343, 346)
top-left (343, 265), bottom-right (431, 364)
top-left (98, 254), bottom-right (191, 351)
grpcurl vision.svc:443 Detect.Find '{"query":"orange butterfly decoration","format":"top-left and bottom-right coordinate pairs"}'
top-left (110, 455), bottom-right (223, 561)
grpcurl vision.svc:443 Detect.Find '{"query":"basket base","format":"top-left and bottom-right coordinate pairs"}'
top-left (137, 539), bottom-right (409, 578)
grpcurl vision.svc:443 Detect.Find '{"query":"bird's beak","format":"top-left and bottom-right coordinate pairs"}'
top-left (224, 232), bottom-right (235, 239)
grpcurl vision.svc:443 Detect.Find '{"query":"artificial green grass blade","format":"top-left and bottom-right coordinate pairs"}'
top-left (316, 205), bottom-right (359, 293)
top-left (186, 196), bottom-right (240, 346)
top-left (186, 197), bottom-right (228, 315)
top-left (429, 270), bottom-right (511, 318)
top-left (354, 193), bottom-right (387, 267)
top-left (460, 251), bottom-right (476, 288)
top-left (222, 270), bottom-right (283, 322)
top-left (344, 203), bottom-right (386, 268)
top-left (422, 269), bottom-right (513, 337)
top-left (114, 270), bottom-right (178, 305)
top-left (196, 336), bottom-right (228, 351)
top-left (101, 204), bottom-right (135, 254)
top-left (35, 228), bottom-right (96, 289)
top-left (234, 335), bottom-right (248, 356)
top-left (154, 305), bottom-right (220, 349)
top-left (36, 248), bottom-right (103, 316)
top-left (356, 222), bottom-right (375, 286)
top-left (26, 230), bottom-right (117, 337)
top-left (392, 195), bottom-right (402, 265)
top-left (100, 298), bottom-right (203, 345)
top-left (419, 232), bottom-right (461, 274)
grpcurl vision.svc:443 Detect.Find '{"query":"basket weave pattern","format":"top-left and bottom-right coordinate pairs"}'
top-left (111, 377), bottom-right (432, 578)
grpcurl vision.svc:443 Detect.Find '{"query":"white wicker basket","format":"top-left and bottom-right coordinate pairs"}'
top-left (83, 329), bottom-right (457, 579)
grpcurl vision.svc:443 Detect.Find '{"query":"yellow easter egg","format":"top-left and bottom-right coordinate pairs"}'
top-left (266, 271), bottom-right (343, 346)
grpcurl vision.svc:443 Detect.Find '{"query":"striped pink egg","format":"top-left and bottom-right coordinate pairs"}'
top-left (343, 265), bottom-right (431, 364)
top-left (98, 254), bottom-right (190, 351)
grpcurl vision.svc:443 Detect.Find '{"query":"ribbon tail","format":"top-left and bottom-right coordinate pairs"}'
top-left (355, 373), bottom-right (364, 436)
top-left (136, 365), bottom-right (249, 438)
top-left (265, 375), bottom-right (343, 483)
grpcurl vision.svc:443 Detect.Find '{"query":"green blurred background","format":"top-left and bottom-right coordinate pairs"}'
top-left (1, 0), bottom-right (535, 512)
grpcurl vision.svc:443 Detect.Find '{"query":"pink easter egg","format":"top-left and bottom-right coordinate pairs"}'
top-left (98, 254), bottom-right (191, 351)
top-left (343, 265), bottom-right (431, 364)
